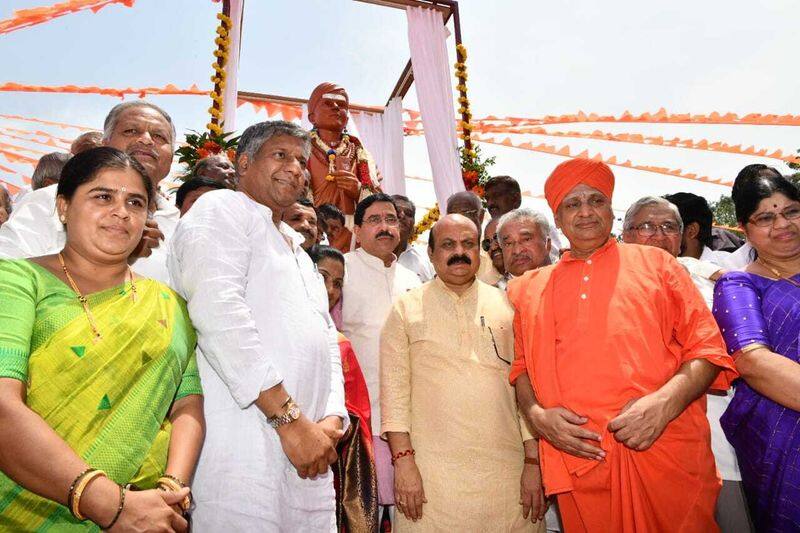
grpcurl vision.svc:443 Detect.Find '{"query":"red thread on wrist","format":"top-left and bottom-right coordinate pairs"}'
top-left (391, 449), bottom-right (415, 465)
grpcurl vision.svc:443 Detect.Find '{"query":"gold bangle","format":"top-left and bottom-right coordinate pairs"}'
top-left (71, 469), bottom-right (107, 521)
top-left (157, 477), bottom-right (191, 512)
top-left (739, 342), bottom-right (768, 354)
top-left (67, 468), bottom-right (94, 513)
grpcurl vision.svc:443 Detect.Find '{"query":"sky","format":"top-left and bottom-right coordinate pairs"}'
top-left (2, 0), bottom-right (799, 225)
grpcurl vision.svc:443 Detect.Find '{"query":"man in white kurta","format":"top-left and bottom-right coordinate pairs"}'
top-left (0, 102), bottom-right (179, 284)
top-left (169, 121), bottom-right (347, 532)
top-left (342, 194), bottom-right (421, 503)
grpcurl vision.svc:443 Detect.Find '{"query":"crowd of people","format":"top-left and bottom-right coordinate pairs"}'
top-left (0, 98), bottom-right (797, 533)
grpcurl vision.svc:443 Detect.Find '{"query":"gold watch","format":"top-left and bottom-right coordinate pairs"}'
top-left (267, 397), bottom-right (301, 429)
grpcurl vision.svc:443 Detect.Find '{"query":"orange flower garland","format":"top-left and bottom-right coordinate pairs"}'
top-left (207, 12), bottom-right (231, 135)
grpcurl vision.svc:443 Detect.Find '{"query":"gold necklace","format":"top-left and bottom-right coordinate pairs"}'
top-left (58, 253), bottom-right (137, 342)
top-left (757, 257), bottom-right (800, 288)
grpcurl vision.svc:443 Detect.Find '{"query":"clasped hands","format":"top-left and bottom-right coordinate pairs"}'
top-left (525, 392), bottom-right (672, 459)
top-left (278, 415), bottom-right (343, 479)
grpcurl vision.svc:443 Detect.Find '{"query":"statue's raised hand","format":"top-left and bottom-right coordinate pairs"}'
top-left (330, 170), bottom-right (360, 198)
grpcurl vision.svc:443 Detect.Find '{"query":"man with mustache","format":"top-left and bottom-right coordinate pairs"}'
top-left (169, 120), bottom-right (347, 531)
top-left (0, 101), bottom-right (179, 284)
top-left (509, 158), bottom-right (738, 533)
top-left (497, 208), bottom-right (551, 285)
top-left (342, 193), bottom-right (421, 514)
top-left (621, 196), bottom-right (750, 532)
top-left (283, 197), bottom-right (319, 251)
top-left (380, 214), bottom-right (544, 532)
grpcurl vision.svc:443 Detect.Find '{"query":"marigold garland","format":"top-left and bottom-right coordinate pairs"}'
top-left (207, 12), bottom-right (232, 136)
top-left (409, 204), bottom-right (440, 244)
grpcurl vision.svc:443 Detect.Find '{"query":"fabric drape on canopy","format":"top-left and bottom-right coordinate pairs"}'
top-left (300, 104), bottom-right (312, 131)
top-left (406, 6), bottom-right (463, 207)
top-left (222, 0), bottom-right (244, 131)
top-left (382, 97), bottom-right (407, 196)
top-left (351, 97), bottom-right (406, 196)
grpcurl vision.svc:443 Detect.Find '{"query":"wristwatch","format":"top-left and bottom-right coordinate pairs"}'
top-left (267, 397), bottom-right (301, 429)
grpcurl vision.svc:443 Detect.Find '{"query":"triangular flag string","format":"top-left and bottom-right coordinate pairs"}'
top-left (0, 0), bottom-right (136, 35)
top-left (471, 134), bottom-right (733, 187)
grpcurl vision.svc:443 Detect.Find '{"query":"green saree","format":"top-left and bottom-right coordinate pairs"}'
top-left (0, 259), bottom-right (202, 531)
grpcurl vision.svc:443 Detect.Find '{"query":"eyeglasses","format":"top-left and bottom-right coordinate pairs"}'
top-left (481, 234), bottom-right (498, 251)
top-left (748, 206), bottom-right (800, 227)
top-left (363, 214), bottom-right (399, 226)
top-left (487, 325), bottom-right (511, 365)
top-left (632, 222), bottom-right (681, 236)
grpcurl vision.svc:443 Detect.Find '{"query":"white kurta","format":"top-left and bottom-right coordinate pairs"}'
top-left (677, 256), bottom-right (741, 482)
top-left (168, 189), bottom-right (347, 532)
top-left (398, 244), bottom-right (435, 282)
top-left (342, 248), bottom-right (420, 433)
top-left (0, 184), bottom-right (178, 284)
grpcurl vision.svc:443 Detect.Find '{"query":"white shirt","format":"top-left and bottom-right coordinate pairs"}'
top-left (0, 184), bottom-right (179, 285)
top-left (699, 245), bottom-right (738, 270)
top-left (398, 244), bottom-right (435, 282)
top-left (677, 256), bottom-right (741, 481)
top-left (342, 247), bottom-right (421, 432)
top-left (168, 190), bottom-right (346, 529)
top-left (724, 242), bottom-right (755, 270)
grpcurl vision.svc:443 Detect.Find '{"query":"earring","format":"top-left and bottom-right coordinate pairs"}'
top-left (59, 215), bottom-right (66, 223)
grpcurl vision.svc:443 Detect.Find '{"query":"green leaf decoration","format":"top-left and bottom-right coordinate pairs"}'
top-left (97, 394), bottom-right (112, 411)
top-left (70, 346), bottom-right (86, 358)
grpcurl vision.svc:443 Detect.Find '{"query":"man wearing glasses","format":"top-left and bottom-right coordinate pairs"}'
top-left (342, 193), bottom-right (421, 513)
top-left (380, 214), bottom-right (544, 531)
top-left (622, 196), bottom-right (751, 532)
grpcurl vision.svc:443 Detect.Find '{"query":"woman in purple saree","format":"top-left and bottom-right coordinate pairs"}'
top-left (713, 169), bottom-right (800, 532)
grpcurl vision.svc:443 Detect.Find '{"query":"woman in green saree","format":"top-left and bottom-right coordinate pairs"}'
top-left (0, 147), bottom-right (204, 532)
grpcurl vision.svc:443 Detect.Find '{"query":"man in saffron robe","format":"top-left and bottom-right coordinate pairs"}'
top-left (508, 158), bottom-right (738, 533)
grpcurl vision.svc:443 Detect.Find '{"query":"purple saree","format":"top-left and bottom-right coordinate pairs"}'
top-left (713, 271), bottom-right (800, 532)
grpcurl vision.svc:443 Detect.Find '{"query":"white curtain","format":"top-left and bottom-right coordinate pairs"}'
top-left (382, 97), bottom-right (407, 195)
top-left (222, 0), bottom-right (245, 132)
top-left (406, 6), bottom-right (463, 208)
top-left (351, 98), bottom-right (407, 196)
